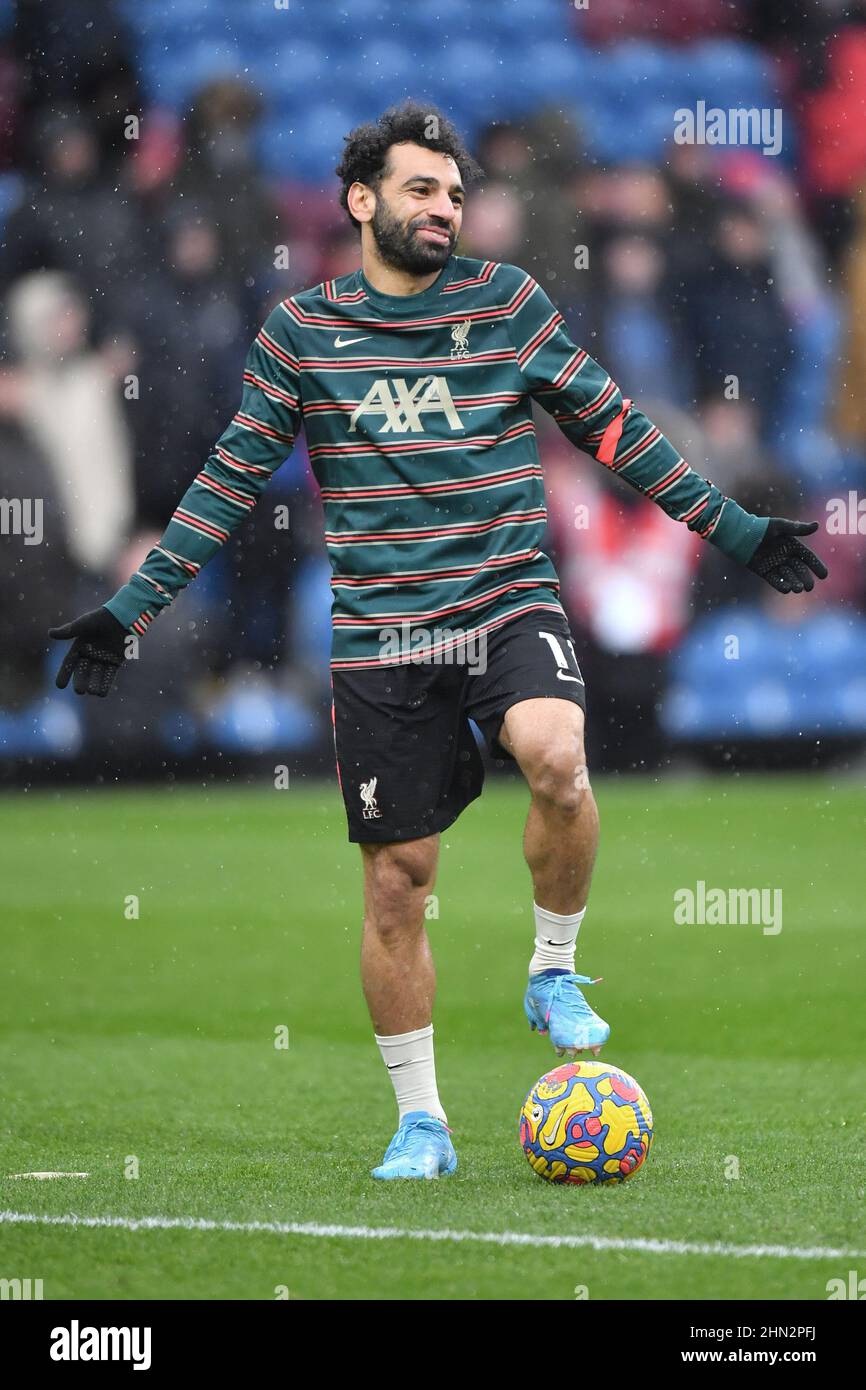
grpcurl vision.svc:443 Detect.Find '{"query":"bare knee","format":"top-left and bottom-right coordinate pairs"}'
top-left (361, 836), bottom-right (438, 944)
top-left (526, 738), bottom-right (592, 817)
top-left (501, 699), bottom-right (593, 818)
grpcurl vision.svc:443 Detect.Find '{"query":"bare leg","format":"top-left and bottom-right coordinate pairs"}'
top-left (361, 835), bottom-right (450, 1128)
top-left (360, 835), bottom-right (440, 1034)
top-left (499, 698), bottom-right (598, 914)
top-left (501, 698), bottom-right (607, 1056)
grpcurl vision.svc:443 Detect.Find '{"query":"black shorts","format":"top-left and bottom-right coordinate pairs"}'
top-left (331, 608), bottom-right (586, 843)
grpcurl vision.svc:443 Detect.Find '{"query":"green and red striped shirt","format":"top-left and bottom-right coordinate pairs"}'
top-left (106, 256), bottom-right (767, 668)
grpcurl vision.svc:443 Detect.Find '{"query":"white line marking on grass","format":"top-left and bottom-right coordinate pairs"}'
top-left (0, 1210), bottom-right (861, 1262)
top-left (8, 1172), bottom-right (90, 1180)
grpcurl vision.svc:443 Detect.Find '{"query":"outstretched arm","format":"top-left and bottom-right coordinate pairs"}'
top-left (508, 272), bottom-right (827, 591)
top-left (49, 302), bottom-right (302, 695)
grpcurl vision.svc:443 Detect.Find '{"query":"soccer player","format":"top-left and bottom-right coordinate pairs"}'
top-left (50, 103), bottom-right (827, 1180)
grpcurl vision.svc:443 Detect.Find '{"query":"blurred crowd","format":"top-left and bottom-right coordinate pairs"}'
top-left (1, 0), bottom-right (866, 772)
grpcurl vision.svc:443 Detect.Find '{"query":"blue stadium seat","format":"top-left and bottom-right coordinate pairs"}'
top-left (604, 53), bottom-right (700, 132)
top-left (352, 38), bottom-right (420, 90)
top-left (304, 0), bottom-right (393, 40)
top-left (834, 676), bottom-right (866, 729)
top-left (686, 39), bottom-right (773, 108)
top-left (259, 40), bottom-right (331, 101)
top-left (662, 606), bottom-right (866, 740)
top-left (385, 0), bottom-right (475, 38)
top-left (292, 556), bottom-right (334, 676)
top-left (582, 105), bottom-right (664, 162)
top-left (780, 430), bottom-right (855, 493)
top-left (495, 0), bottom-right (568, 40)
top-left (205, 684), bottom-right (318, 753)
top-left (0, 694), bottom-right (84, 758)
top-left (434, 39), bottom-right (515, 117)
top-left (234, 10), bottom-right (309, 56)
top-left (125, 11), bottom-right (792, 192)
top-left (644, 98), bottom-right (691, 158)
top-left (257, 104), bottom-right (359, 180)
top-left (603, 40), bottom-right (682, 92)
top-left (509, 40), bottom-right (589, 105)
top-left (122, 0), bottom-right (210, 43)
top-left (141, 38), bottom-right (247, 107)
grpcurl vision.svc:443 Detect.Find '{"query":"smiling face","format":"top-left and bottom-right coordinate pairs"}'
top-left (348, 141), bottom-right (465, 277)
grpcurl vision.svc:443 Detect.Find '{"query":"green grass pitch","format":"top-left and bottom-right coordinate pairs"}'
top-left (0, 774), bottom-right (864, 1300)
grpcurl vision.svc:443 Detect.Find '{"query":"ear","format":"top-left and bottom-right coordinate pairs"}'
top-left (347, 180), bottom-right (374, 225)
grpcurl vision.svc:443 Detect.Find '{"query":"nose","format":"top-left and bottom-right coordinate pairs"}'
top-left (427, 189), bottom-right (458, 224)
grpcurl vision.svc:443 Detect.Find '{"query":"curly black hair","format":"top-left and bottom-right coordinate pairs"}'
top-left (335, 100), bottom-right (484, 230)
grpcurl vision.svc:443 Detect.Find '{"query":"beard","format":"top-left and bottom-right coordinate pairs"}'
top-left (370, 197), bottom-right (456, 275)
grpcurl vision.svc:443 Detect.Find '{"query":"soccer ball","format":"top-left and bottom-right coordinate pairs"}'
top-left (519, 1060), bottom-right (653, 1185)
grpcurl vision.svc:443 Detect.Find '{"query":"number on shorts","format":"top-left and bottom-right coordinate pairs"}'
top-left (538, 630), bottom-right (585, 686)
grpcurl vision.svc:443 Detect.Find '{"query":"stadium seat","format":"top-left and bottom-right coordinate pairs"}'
top-left (257, 103), bottom-right (362, 180)
top-left (495, 0), bottom-right (567, 39)
top-left (603, 40), bottom-right (683, 91)
top-left (353, 38), bottom-right (418, 88)
top-left (662, 605), bottom-right (866, 740)
top-left (140, 37), bottom-right (248, 107)
top-left (204, 683), bottom-right (319, 753)
top-left (583, 104), bottom-right (669, 163)
top-left (434, 40), bottom-right (516, 118)
top-left (292, 556), bottom-right (334, 675)
top-left (303, 0), bottom-right (394, 42)
top-left (120, 0), bottom-right (201, 26)
top-left (259, 40), bottom-right (331, 101)
top-left (687, 39), bottom-right (773, 108)
top-left (509, 40), bottom-right (588, 105)
top-left (0, 694), bottom-right (84, 758)
top-left (389, 0), bottom-right (474, 37)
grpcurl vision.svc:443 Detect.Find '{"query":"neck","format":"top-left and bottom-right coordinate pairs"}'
top-left (361, 240), bottom-right (446, 298)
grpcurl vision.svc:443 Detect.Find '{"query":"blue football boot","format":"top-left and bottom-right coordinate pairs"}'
top-left (371, 1111), bottom-right (457, 1180)
top-left (524, 969), bottom-right (610, 1057)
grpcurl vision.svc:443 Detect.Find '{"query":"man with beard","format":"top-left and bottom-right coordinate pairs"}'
top-left (50, 103), bottom-right (826, 1179)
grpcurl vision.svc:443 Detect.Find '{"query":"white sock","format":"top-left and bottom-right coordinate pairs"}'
top-left (375, 1024), bottom-right (447, 1123)
top-left (529, 901), bottom-right (586, 975)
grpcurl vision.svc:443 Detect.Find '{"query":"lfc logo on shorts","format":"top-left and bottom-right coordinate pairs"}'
top-left (360, 776), bottom-right (381, 819)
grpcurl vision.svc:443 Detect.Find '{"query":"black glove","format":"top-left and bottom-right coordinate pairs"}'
top-left (49, 606), bottom-right (129, 697)
top-left (746, 518), bottom-right (828, 594)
